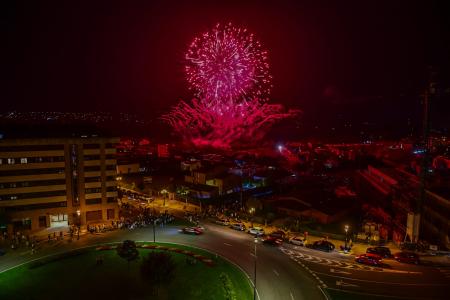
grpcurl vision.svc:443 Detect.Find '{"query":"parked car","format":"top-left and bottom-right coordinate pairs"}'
top-left (355, 253), bottom-right (383, 266)
top-left (309, 240), bottom-right (335, 252)
top-left (270, 230), bottom-right (286, 239)
top-left (215, 218), bottom-right (230, 226)
top-left (393, 252), bottom-right (420, 264)
top-left (366, 246), bottom-right (392, 258)
top-left (180, 227), bottom-right (202, 235)
top-left (248, 227), bottom-right (265, 236)
top-left (289, 236), bottom-right (307, 246)
top-left (230, 223), bottom-right (246, 231)
top-left (262, 236), bottom-right (283, 246)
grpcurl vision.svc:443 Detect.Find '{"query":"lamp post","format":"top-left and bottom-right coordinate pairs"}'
top-left (249, 207), bottom-right (255, 227)
top-left (153, 219), bottom-right (156, 243)
top-left (253, 237), bottom-right (258, 300)
top-left (161, 189), bottom-right (168, 207)
top-left (76, 210), bottom-right (81, 240)
top-left (344, 225), bottom-right (349, 250)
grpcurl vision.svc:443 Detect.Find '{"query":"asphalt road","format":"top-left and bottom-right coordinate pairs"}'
top-left (280, 243), bottom-right (449, 299)
top-left (1, 221), bottom-right (449, 300)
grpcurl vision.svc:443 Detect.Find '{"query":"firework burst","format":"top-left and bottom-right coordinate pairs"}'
top-left (185, 23), bottom-right (272, 105)
top-left (163, 23), bottom-right (299, 149)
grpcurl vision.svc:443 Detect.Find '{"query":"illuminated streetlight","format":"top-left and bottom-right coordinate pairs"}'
top-left (344, 225), bottom-right (350, 250)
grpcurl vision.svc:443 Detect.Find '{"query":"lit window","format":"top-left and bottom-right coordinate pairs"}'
top-left (0, 158), bottom-right (3, 165)
top-left (20, 158), bottom-right (28, 164)
top-left (7, 158), bottom-right (15, 164)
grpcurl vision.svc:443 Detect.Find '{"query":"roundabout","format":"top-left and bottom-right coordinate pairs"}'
top-left (0, 242), bottom-right (252, 300)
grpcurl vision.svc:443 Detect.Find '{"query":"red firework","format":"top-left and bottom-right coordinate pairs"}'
top-left (163, 23), bottom-right (299, 149)
top-left (185, 23), bottom-right (272, 104)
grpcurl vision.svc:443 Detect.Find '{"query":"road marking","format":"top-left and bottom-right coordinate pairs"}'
top-left (290, 291), bottom-right (295, 300)
top-left (223, 242), bottom-right (232, 247)
top-left (336, 280), bottom-right (358, 287)
top-left (325, 287), bottom-right (432, 300)
top-left (273, 269), bottom-right (279, 276)
top-left (314, 271), bottom-right (447, 286)
top-left (330, 268), bottom-right (351, 275)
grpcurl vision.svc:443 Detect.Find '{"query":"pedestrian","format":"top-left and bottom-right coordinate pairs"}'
top-left (53, 232), bottom-right (56, 240)
top-left (48, 234), bottom-right (51, 243)
top-left (59, 231), bottom-right (63, 240)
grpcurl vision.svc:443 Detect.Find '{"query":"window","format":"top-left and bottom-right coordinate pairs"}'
top-left (7, 158), bottom-right (15, 164)
top-left (0, 158), bottom-right (3, 165)
top-left (86, 198), bottom-right (102, 205)
top-left (107, 197), bottom-right (117, 203)
top-left (20, 158), bottom-right (27, 164)
top-left (107, 209), bottom-right (115, 220)
top-left (39, 216), bottom-right (47, 228)
top-left (86, 210), bottom-right (102, 221)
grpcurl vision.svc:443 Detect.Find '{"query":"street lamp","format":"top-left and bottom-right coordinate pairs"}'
top-left (344, 225), bottom-right (349, 250)
top-left (253, 237), bottom-right (258, 300)
top-left (76, 210), bottom-right (81, 240)
top-left (249, 207), bottom-right (255, 227)
top-left (161, 189), bottom-right (168, 207)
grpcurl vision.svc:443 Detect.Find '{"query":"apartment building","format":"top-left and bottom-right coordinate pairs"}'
top-left (0, 137), bottom-right (119, 233)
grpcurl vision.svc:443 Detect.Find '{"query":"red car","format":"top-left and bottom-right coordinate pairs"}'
top-left (262, 236), bottom-right (283, 246)
top-left (180, 227), bottom-right (203, 235)
top-left (355, 253), bottom-right (382, 266)
top-left (394, 252), bottom-right (420, 264)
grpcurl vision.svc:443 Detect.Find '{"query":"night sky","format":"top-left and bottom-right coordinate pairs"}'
top-left (2, 1), bottom-right (450, 133)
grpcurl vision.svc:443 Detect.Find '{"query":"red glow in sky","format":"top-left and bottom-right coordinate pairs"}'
top-left (164, 23), bottom-right (298, 149)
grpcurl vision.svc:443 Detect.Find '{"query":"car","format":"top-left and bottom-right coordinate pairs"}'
top-left (289, 236), bottom-right (307, 246)
top-left (0, 249), bottom-right (5, 256)
top-left (270, 230), bottom-right (286, 239)
top-left (355, 253), bottom-right (383, 266)
top-left (393, 252), bottom-right (420, 264)
top-left (309, 240), bottom-right (335, 252)
top-left (262, 236), bottom-right (283, 246)
top-left (230, 223), bottom-right (246, 231)
top-left (248, 227), bottom-right (265, 236)
top-left (180, 227), bottom-right (202, 235)
top-left (366, 246), bottom-right (392, 258)
top-left (215, 218), bottom-right (230, 226)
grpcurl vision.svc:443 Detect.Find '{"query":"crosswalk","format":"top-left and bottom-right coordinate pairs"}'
top-left (279, 247), bottom-right (421, 274)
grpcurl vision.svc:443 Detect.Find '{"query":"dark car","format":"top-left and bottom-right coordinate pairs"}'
top-left (394, 252), bottom-right (420, 264)
top-left (366, 246), bottom-right (392, 258)
top-left (310, 240), bottom-right (335, 252)
top-left (262, 236), bottom-right (283, 246)
top-left (270, 230), bottom-right (286, 239)
top-left (355, 253), bottom-right (383, 266)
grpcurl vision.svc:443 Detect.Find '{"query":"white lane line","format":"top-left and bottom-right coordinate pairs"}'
top-left (273, 269), bottom-right (279, 276)
top-left (290, 291), bottom-right (295, 300)
top-left (330, 268), bottom-right (352, 275)
top-left (313, 271), bottom-right (446, 286)
top-left (223, 242), bottom-right (232, 247)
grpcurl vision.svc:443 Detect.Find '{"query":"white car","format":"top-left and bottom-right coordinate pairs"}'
top-left (248, 227), bottom-right (265, 236)
top-left (289, 236), bottom-right (307, 246)
top-left (215, 218), bottom-right (230, 226)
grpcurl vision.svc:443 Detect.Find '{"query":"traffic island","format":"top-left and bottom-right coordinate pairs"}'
top-left (0, 242), bottom-right (252, 300)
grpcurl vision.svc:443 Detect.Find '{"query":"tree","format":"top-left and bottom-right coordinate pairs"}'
top-left (140, 251), bottom-right (176, 295)
top-left (116, 240), bottom-right (139, 271)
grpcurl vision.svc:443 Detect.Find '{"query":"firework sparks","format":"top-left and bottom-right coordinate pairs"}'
top-left (163, 23), bottom-right (299, 149)
top-left (185, 23), bottom-right (272, 105)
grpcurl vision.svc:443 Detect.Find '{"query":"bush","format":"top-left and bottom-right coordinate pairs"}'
top-left (220, 273), bottom-right (237, 300)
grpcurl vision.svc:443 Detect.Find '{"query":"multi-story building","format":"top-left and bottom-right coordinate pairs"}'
top-left (0, 137), bottom-right (119, 233)
top-left (356, 165), bottom-right (450, 249)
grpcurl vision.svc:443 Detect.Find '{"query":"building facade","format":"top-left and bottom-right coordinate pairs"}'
top-left (0, 137), bottom-right (119, 233)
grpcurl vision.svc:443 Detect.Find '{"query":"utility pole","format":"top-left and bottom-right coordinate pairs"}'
top-left (413, 68), bottom-right (436, 243)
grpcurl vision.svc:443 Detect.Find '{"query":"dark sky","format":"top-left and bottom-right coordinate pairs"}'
top-left (2, 0), bottom-right (449, 131)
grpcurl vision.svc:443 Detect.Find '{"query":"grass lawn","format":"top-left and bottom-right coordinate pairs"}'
top-left (0, 242), bottom-right (252, 300)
